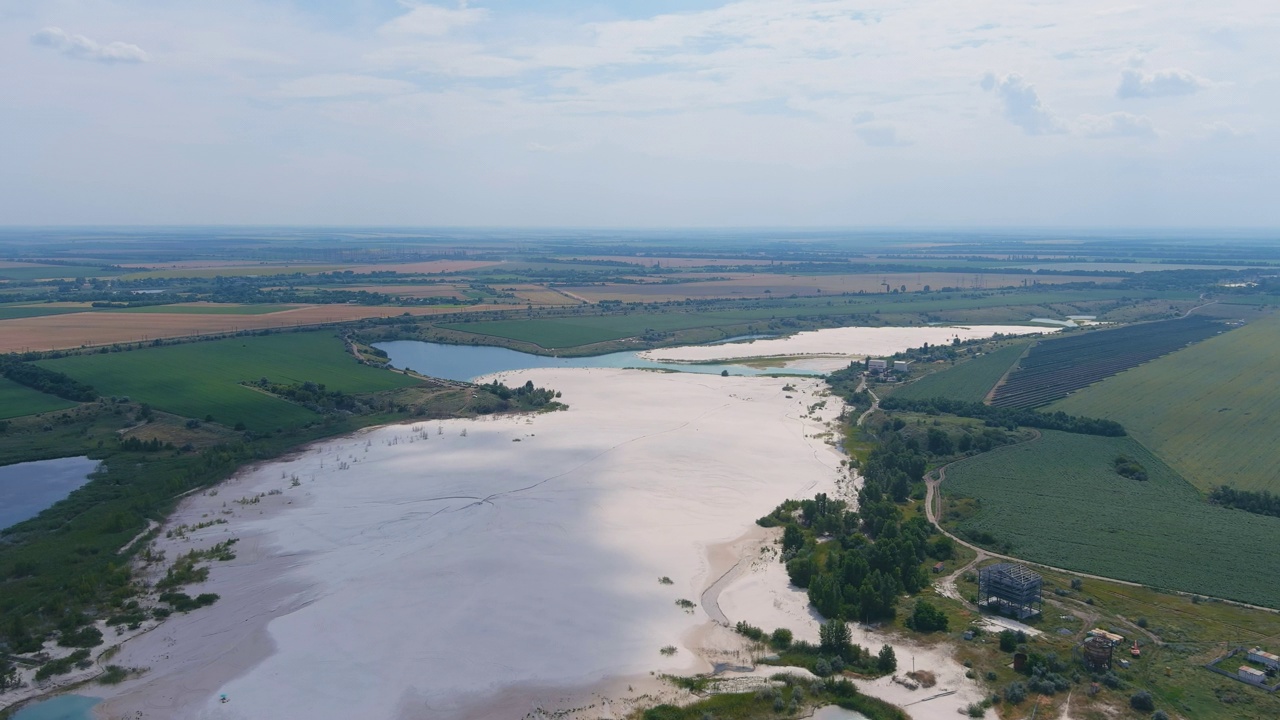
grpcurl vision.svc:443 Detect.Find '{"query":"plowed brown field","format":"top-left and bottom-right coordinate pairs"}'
top-left (0, 304), bottom-right (496, 353)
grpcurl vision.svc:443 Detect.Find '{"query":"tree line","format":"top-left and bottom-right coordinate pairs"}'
top-left (0, 358), bottom-right (98, 402)
top-left (878, 396), bottom-right (1125, 436)
top-left (1208, 485), bottom-right (1280, 519)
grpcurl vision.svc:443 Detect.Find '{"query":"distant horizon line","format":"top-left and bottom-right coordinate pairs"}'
top-left (1, 224), bottom-right (1277, 235)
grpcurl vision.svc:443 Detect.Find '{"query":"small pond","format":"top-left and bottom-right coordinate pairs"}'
top-left (10, 694), bottom-right (100, 720)
top-left (0, 456), bottom-right (100, 531)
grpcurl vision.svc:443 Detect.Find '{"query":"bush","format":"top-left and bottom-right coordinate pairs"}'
top-left (814, 658), bottom-right (832, 676)
top-left (1004, 682), bottom-right (1027, 704)
top-left (1152, 712), bottom-right (1169, 720)
top-left (770, 628), bottom-right (793, 650)
top-left (1130, 690), bottom-right (1155, 711)
top-left (908, 600), bottom-right (949, 633)
top-left (58, 626), bottom-right (104, 648)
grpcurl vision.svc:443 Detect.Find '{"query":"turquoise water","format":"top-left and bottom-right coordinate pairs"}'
top-left (375, 340), bottom-right (821, 382)
top-left (0, 456), bottom-right (100, 531)
top-left (11, 695), bottom-right (100, 720)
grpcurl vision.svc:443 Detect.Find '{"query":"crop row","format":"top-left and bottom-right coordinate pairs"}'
top-left (990, 317), bottom-right (1224, 409)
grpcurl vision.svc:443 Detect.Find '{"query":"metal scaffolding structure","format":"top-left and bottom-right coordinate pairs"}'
top-left (978, 563), bottom-right (1043, 620)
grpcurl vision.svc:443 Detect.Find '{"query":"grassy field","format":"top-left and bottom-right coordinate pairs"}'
top-left (120, 265), bottom-right (345, 280)
top-left (0, 305), bottom-right (95, 320)
top-left (0, 265), bottom-right (118, 281)
top-left (942, 430), bottom-right (1280, 609)
top-left (107, 303), bottom-right (300, 315)
top-left (888, 341), bottom-right (1030, 402)
top-left (0, 377), bottom-right (77, 419)
top-left (1051, 314), bottom-right (1280, 492)
top-left (40, 331), bottom-right (421, 432)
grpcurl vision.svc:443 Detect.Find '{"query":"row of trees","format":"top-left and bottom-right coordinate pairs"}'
top-left (0, 358), bottom-right (98, 402)
top-left (879, 396), bottom-right (1126, 437)
top-left (1208, 485), bottom-right (1280, 519)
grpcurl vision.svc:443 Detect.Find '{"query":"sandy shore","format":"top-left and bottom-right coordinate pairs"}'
top-left (90, 365), bottom-right (987, 720)
top-left (640, 325), bottom-right (1053, 364)
top-left (94, 369), bottom-right (853, 720)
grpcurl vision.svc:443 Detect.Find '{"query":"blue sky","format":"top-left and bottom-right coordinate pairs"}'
top-left (2, 0), bottom-right (1277, 227)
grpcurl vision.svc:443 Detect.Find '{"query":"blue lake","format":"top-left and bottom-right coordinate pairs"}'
top-left (0, 456), bottom-right (100, 531)
top-left (10, 695), bottom-right (100, 720)
top-left (375, 340), bottom-right (822, 383)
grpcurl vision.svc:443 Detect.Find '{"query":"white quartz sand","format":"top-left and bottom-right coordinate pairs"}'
top-left (640, 325), bottom-right (1053, 364)
top-left (94, 365), bottom-right (987, 720)
top-left (96, 369), bottom-right (851, 720)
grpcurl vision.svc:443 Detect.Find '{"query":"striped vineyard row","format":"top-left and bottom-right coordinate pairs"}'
top-left (989, 316), bottom-right (1225, 409)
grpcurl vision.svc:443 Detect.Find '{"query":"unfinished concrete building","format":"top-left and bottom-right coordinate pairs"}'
top-left (978, 562), bottom-right (1043, 620)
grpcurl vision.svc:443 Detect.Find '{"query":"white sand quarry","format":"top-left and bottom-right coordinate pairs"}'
top-left (640, 325), bottom-right (1052, 366)
top-left (95, 366), bottom-right (985, 720)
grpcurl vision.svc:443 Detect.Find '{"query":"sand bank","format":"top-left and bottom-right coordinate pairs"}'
top-left (96, 369), bottom-right (849, 720)
top-left (640, 325), bottom-right (1053, 364)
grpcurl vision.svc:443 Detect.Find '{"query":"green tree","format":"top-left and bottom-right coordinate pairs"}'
top-left (877, 644), bottom-right (897, 673)
top-left (909, 600), bottom-right (949, 632)
top-left (819, 618), bottom-right (852, 658)
top-left (0, 657), bottom-right (16, 691)
top-left (782, 524), bottom-right (805, 553)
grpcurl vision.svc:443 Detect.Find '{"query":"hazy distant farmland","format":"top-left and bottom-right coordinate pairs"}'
top-left (0, 264), bottom-right (118, 281)
top-left (889, 341), bottom-right (1030, 403)
top-left (944, 430), bottom-right (1280, 608)
top-left (0, 304), bottom-right (490, 353)
top-left (0, 304), bottom-right (97, 320)
top-left (562, 271), bottom-right (1120, 302)
top-left (108, 303), bottom-right (300, 315)
top-left (440, 288), bottom-right (1161, 350)
top-left (1051, 314), bottom-right (1280, 492)
top-left (0, 377), bottom-right (77, 419)
top-left (40, 331), bottom-right (420, 432)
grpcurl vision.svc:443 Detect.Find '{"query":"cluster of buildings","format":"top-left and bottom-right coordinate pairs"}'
top-left (867, 358), bottom-right (912, 376)
top-left (1238, 648), bottom-right (1280, 686)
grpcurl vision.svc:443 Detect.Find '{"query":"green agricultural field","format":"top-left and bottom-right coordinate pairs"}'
top-left (121, 265), bottom-right (344, 280)
top-left (942, 430), bottom-right (1280, 608)
top-left (0, 305), bottom-right (95, 320)
top-left (1051, 314), bottom-right (1280, 492)
top-left (0, 377), bottom-right (77, 419)
top-left (0, 265), bottom-right (119, 281)
top-left (889, 341), bottom-right (1030, 402)
top-left (105, 303), bottom-right (299, 315)
top-left (40, 331), bottom-right (420, 432)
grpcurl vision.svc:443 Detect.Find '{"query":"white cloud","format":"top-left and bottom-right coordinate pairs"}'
top-left (1117, 68), bottom-right (1205, 98)
top-left (1078, 112), bottom-right (1156, 139)
top-left (1204, 121), bottom-right (1250, 140)
top-left (381, 2), bottom-right (488, 36)
top-left (854, 124), bottom-right (910, 147)
top-left (982, 73), bottom-right (1065, 135)
top-left (277, 74), bottom-right (418, 99)
top-left (31, 27), bottom-right (149, 63)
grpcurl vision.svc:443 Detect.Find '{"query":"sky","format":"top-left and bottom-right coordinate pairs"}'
top-left (2, 0), bottom-right (1277, 228)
